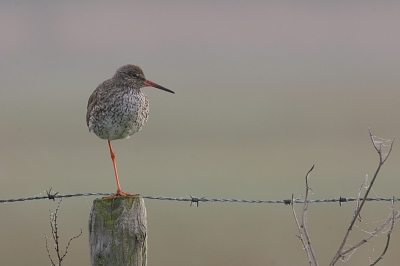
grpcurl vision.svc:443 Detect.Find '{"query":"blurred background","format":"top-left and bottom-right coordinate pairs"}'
top-left (1, 1), bottom-right (400, 265)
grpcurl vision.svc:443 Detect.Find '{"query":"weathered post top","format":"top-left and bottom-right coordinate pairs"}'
top-left (89, 196), bottom-right (147, 266)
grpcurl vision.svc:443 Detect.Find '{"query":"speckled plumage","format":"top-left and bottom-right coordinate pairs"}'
top-left (87, 64), bottom-right (173, 140)
top-left (86, 74), bottom-right (149, 140)
top-left (86, 64), bottom-right (174, 196)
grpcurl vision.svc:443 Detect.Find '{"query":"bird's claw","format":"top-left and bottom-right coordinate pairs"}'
top-left (103, 190), bottom-right (139, 198)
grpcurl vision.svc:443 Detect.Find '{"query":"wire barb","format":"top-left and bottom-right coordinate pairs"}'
top-left (46, 187), bottom-right (59, 201)
top-left (189, 195), bottom-right (205, 207)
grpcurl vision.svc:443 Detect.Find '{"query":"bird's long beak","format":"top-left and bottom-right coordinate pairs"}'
top-left (144, 80), bottom-right (175, 94)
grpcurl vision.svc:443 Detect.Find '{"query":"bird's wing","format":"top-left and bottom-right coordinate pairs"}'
top-left (86, 79), bottom-right (115, 128)
top-left (86, 89), bottom-right (98, 128)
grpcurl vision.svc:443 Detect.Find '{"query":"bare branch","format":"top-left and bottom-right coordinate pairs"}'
top-left (354, 175), bottom-right (369, 222)
top-left (291, 194), bottom-right (312, 265)
top-left (45, 235), bottom-right (56, 266)
top-left (301, 165), bottom-right (319, 266)
top-left (369, 197), bottom-right (399, 266)
top-left (292, 165), bottom-right (319, 265)
top-left (330, 130), bottom-right (395, 265)
top-left (61, 229), bottom-right (83, 260)
top-left (48, 199), bottom-right (62, 264)
top-left (368, 128), bottom-right (395, 164)
top-left (341, 209), bottom-right (394, 257)
top-left (45, 199), bottom-right (82, 266)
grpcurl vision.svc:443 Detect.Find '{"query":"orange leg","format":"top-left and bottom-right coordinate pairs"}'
top-left (104, 140), bottom-right (138, 198)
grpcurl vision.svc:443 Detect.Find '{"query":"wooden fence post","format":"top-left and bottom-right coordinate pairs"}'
top-left (89, 196), bottom-right (147, 266)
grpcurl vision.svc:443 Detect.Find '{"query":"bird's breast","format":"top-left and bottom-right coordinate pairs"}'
top-left (88, 89), bottom-right (149, 140)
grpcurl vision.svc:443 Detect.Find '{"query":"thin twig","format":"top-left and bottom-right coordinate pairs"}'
top-left (330, 130), bottom-right (395, 265)
top-left (291, 194), bottom-right (312, 265)
top-left (369, 197), bottom-right (398, 266)
top-left (61, 229), bottom-right (83, 261)
top-left (45, 199), bottom-right (82, 266)
top-left (52, 200), bottom-right (62, 264)
top-left (301, 165), bottom-right (319, 266)
top-left (340, 210), bottom-right (394, 257)
top-left (355, 175), bottom-right (369, 222)
top-left (45, 235), bottom-right (55, 266)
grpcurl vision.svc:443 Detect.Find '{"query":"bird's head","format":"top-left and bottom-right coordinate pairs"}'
top-left (113, 64), bottom-right (174, 94)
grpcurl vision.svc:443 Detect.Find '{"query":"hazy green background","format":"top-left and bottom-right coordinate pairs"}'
top-left (1, 1), bottom-right (400, 265)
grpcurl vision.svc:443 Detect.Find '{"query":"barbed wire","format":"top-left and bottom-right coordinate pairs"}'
top-left (0, 189), bottom-right (399, 207)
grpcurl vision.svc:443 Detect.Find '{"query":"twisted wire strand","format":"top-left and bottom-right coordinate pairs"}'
top-left (0, 192), bottom-right (398, 205)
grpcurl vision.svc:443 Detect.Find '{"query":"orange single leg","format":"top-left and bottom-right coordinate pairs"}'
top-left (104, 140), bottom-right (138, 198)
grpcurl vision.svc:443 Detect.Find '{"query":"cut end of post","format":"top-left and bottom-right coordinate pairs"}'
top-left (89, 195), bottom-right (147, 266)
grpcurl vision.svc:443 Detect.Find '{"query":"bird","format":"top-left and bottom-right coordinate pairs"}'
top-left (86, 64), bottom-right (174, 197)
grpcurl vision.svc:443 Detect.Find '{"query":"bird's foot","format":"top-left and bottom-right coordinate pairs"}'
top-left (103, 190), bottom-right (139, 198)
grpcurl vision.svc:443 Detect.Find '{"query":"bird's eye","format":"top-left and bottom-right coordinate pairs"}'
top-left (131, 73), bottom-right (140, 78)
